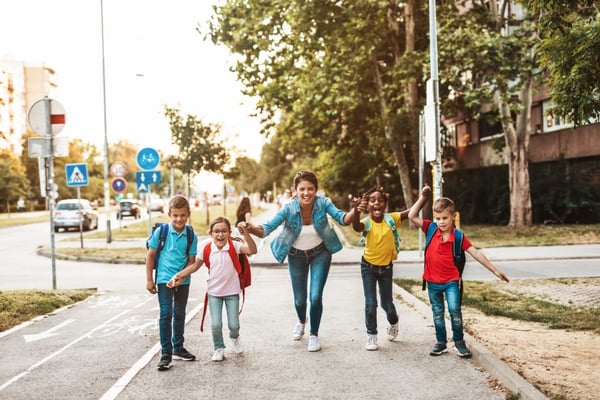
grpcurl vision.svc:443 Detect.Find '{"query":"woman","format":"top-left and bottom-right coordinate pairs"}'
top-left (248, 170), bottom-right (356, 352)
top-left (235, 197), bottom-right (252, 228)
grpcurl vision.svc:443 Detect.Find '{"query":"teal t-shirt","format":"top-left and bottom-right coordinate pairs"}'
top-left (148, 224), bottom-right (198, 284)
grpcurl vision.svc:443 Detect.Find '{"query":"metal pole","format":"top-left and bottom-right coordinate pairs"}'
top-left (78, 187), bottom-right (84, 248)
top-left (100, 0), bottom-right (112, 243)
top-left (44, 97), bottom-right (57, 290)
top-left (428, 0), bottom-right (443, 199)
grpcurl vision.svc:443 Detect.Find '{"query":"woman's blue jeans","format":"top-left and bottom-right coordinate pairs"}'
top-left (208, 294), bottom-right (240, 349)
top-left (426, 280), bottom-right (464, 343)
top-left (360, 258), bottom-right (399, 335)
top-left (157, 283), bottom-right (190, 354)
top-left (287, 245), bottom-right (332, 335)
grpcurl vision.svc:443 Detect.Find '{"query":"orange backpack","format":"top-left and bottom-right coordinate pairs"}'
top-left (200, 238), bottom-right (252, 332)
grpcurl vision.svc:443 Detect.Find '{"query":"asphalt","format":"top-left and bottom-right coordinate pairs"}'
top-left (45, 205), bottom-right (600, 400)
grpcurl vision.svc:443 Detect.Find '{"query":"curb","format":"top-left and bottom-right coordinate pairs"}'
top-left (393, 284), bottom-right (549, 400)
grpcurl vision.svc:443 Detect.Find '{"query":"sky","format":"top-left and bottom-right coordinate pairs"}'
top-left (1, 0), bottom-right (265, 169)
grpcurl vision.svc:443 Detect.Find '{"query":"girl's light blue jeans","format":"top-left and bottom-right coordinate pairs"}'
top-left (287, 244), bottom-right (332, 335)
top-left (426, 280), bottom-right (464, 343)
top-left (208, 294), bottom-right (240, 349)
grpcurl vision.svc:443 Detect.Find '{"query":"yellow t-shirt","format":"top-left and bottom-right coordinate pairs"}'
top-left (362, 212), bottom-right (402, 266)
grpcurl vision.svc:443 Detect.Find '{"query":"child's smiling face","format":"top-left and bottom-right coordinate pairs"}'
top-left (367, 191), bottom-right (387, 221)
top-left (210, 222), bottom-right (231, 248)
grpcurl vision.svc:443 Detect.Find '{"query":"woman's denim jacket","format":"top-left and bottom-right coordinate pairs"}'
top-left (262, 196), bottom-right (348, 263)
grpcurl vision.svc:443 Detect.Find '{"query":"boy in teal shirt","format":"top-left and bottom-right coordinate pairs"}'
top-left (145, 195), bottom-right (198, 370)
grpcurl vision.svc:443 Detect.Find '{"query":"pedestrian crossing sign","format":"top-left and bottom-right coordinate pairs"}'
top-left (65, 163), bottom-right (89, 187)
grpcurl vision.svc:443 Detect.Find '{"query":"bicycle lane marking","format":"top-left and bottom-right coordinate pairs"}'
top-left (0, 295), bottom-right (156, 393)
top-left (98, 300), bottom-right (204, 400)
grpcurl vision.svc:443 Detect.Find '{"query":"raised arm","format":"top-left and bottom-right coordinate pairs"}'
top-left (237, 222), bottom-right (258, 256)
top-left (351, 196), bottom-right (366, 232)
top-left (408, 185), bottom-right (431, 229)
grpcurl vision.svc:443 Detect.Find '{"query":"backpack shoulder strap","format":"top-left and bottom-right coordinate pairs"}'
top-left (453, 228), bottom-right (466, 275)
top-left (226, 239), bottom-right (242, 274)
top-left (424, 221), bottom-right (438, 249)
top-left (383, 213), bottom-right (401, 251)
top-left (184, 225), bottom-right (194, 256)
top-left (202, 242), bottom-right (212, 268)
top-left (157, 223), bottom-right (168, 252)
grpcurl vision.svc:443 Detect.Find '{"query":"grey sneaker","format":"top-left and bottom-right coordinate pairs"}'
top-left (365, 334), bottom-right (378, 351)
top-left (454, 340), bottom-right (472, 358)
top-left (430, 342), bottom-right (448, 356)
top-left (173, 347), bottom-right (196, 361)
top-left (292, 322), bottom-right (305, 341)
top-left (387, 323), bottom-right (399, 341)
top-left (157, 353), bottom-right (172, 370)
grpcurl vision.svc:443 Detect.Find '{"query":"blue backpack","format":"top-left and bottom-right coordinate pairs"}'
top-left (423, 221), bottom-right (466, 301)
top-left (146, 222), bottom-right (195, 280)
top-left (358, 213), bottom-right (401, 253)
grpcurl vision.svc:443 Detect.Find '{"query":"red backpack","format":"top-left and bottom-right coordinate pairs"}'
top-left (200, 238), bottom-right (252, 332)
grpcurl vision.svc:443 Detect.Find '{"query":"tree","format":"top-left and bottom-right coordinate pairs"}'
top-left (525, 0), bottom-right (600, 125)
top-left (437, 1), bottom-right (538, 227)
top-left (164, 106), bottom-right (229, 195)
top-left (0, 149), bottom-right (30, 212)
top-left (208, 1), bottom-right (429, 205)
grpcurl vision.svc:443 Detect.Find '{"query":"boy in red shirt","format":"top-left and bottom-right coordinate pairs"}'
top-left (409, 185), bottom-right (509, 358)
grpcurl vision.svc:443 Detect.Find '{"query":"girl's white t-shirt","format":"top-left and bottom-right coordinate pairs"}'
top-left (200, 239), bottom-right (242, 297)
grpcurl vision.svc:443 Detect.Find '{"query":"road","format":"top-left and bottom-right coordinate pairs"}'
top-left (1, 216), bottom-right (597, 399)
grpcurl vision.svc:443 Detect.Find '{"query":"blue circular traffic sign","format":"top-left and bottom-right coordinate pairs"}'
top-left (136, 147), bottom-right (160, 170)
top-left (111, 177), bottom-right (127, 193)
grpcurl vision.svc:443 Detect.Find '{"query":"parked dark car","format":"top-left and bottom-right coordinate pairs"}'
top-left (53, 199), bottom-right (99, 232)
top-left (117, 200), bottom-right (141, 220)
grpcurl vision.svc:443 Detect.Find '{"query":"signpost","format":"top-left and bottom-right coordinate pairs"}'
top-left (136, 147), bottom-right (160, 233)
top-left (27, 97), bottom-right (67, 290)
top-left (65, 163), bottom-right (89, 248)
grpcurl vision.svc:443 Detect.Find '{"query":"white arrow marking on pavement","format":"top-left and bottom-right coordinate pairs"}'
top-left (23, 319), bottom-right (75, 343)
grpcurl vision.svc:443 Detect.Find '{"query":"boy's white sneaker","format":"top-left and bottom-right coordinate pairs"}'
top-left (292, 322), bottom-right (305, 341)
top-left (232, 337), bottom-right (243, 354)
top-left (365, 334), bottom-right (378, 351)
top-left (307, 335), bottom-right (321, 352)
top-left (211, 348), bottom-right (224, 362)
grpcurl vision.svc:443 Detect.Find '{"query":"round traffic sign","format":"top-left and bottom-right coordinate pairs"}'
top-left (111, 177), bottom-right (127, 193)
top-left (27, 98), bottom-right (66, 136)
top-left (110, 161), bottom-right (127, 177)
top-left (136, 147), bottom-right (160, 170)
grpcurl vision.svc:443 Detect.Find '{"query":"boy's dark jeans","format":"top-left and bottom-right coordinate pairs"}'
top-left (360, 258), bottom-right (398, 335)
top-left (157, 283), bottom-right (190, 354)
top-left (426, 280), bottom-right (464, 343)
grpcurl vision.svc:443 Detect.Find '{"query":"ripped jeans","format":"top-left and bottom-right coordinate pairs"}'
top-left (426, 280), bottom-right (464, 343)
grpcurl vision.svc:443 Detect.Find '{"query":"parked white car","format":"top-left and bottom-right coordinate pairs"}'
top-left (53, 199), bottom-right (99, 232)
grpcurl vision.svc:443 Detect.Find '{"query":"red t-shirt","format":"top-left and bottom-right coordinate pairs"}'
top-left (422, 220), bottom-right (472, 284)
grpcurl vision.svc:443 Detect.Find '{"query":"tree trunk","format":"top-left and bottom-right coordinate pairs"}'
top-left (372, 55), bottom-right (413, 207)
top-left (494, 73), bottom-right (533, 228)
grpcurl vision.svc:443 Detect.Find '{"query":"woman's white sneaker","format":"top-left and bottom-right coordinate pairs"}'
top-left (365, 334), bottom-right (378, 351)
top-left (307, 335), bottom-right (321, 352)
top-left (292, 322), bottom-right (305, 341)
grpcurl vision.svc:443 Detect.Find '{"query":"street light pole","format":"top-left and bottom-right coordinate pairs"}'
top-left (100, 0), bottom-right (111, 242)
top-left (428, 0), bottom-right (443, 199)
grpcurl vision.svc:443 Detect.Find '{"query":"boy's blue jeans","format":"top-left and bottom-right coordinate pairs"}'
top-left (426, 280), bottom-right (464, 343)
top-left (208, 294), bottom-right (240, 349)
top-left (360, 258), bottom-right (399, 335)
top-left (157, 283), bottom-right (190, 354)
top-left (287, 244), bottom-right (332, 335)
